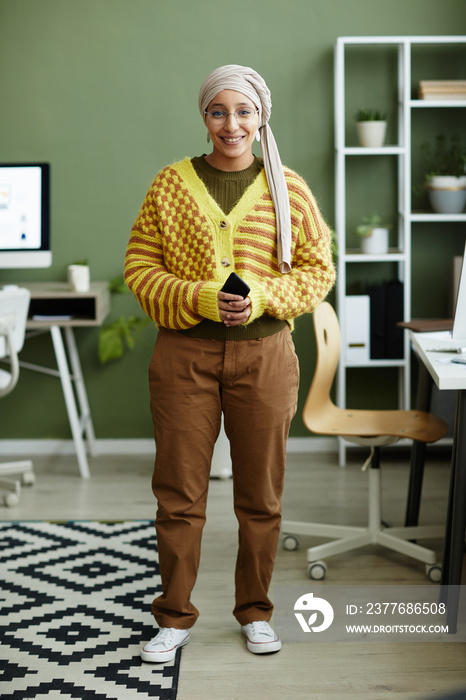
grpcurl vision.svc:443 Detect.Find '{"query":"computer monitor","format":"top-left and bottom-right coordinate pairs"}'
top-left (452, 237), bottom-right (466, 341)
top-left (0, 163), bottom-right (51, 269)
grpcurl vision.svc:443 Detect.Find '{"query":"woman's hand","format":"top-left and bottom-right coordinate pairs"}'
top-left (217, 291), bottom-right (251, 327)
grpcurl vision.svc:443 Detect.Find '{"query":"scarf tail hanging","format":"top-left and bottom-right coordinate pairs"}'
top-left (260, 124), bottom-right (292, 274)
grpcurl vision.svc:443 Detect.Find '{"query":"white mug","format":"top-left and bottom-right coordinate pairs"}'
top-left (68, 264), bottom-right (90, 292)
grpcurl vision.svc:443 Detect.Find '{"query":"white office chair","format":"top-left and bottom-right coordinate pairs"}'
top-left (0, 286), bottom-right (35, 506)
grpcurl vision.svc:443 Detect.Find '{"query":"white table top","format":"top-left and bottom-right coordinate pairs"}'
top-left (410, 331), bottom-right (466, 391)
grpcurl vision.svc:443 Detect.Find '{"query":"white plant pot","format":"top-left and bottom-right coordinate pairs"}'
top-left (68, 264), bottom-right (90, 292)
top-left (361, 227), bottom-right (389, 254)
top-left (356, 121), bottom-right (387, 148)
top-left (427, 176), bottom-right (466, 214)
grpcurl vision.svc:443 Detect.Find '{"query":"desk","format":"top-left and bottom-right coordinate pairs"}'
top-left (410, 331), bottom-right (466, 633)
top-left (22, 282), bottom-right (110, 479)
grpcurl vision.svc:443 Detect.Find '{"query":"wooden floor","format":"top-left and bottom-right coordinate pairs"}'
top-left (2, 447), bottom-right (465, 700)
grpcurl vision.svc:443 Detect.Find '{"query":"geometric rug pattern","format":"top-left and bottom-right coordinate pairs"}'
top-left (0, 521), bottom-right (181, 699)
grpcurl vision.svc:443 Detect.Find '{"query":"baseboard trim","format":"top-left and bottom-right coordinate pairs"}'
top-left (287, 437), bottom-right (337, 453)
top-left (0, 437), bottom-right (337, 457)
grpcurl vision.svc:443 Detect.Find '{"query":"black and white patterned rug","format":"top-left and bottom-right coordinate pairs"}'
top-left (0, 520), bottom-right (181, 700)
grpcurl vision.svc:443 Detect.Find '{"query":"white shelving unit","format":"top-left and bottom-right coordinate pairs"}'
top-left (334, 35), bottom-right (466, 465)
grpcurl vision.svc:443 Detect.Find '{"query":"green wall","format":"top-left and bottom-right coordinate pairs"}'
top-left (1, 0), bottom-right (465, 440)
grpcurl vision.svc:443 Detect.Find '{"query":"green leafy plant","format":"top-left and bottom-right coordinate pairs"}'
top-left (413, 134), bottom-right (466, 200)
top-left (98, 275), bottom-right (151, 363)
top-left (108, 275), bottom-right (128, 294)
top-left (98, 315), bottom-right (150, 363)
top-left (355, 213), bottom-right (390, 237)
top-left (420, 134), bottom-right (466, 179)
top-left (354, 109), bottom-right (387, 122)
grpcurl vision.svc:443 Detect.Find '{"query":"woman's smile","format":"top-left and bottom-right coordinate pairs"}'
top-left (204, 89), bottom-right (259, 171)
top-left (221, 136), bottom-right (245, 144)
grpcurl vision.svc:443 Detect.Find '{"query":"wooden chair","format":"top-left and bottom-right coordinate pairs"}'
top-left (282, 301), bottom-right (448, 580)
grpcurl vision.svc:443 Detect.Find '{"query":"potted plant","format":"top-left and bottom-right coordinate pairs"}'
top-left (355, 213), bottom-right (390, 254)
top-left (355, 109), bottom-right (388, 148)
top-left (67, 258), bottom-right (90, 292)
top-left (98, 275), bottom-right (151, 363)
top-left (417, 134), bottom-right (466, 214)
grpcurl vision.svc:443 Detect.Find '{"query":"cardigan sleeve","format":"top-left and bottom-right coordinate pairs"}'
top-left (124, 183), bottom-right (222, 330)
top-left (242, 172), bottom-right (336, 323)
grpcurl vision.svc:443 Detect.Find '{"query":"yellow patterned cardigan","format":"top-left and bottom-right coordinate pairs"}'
top-left (124, 158), bottom-right (335, 331)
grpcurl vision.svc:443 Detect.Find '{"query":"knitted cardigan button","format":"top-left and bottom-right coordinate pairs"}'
top-left (221, 257), bottom-right (231, 267)
top-left (220, 220), bottom-right (230, 230)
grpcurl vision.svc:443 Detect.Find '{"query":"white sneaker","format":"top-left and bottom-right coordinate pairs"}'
top-left (140, 627), bottom-right (191, 663)
top-left (241, 621), bottom-right (282, 654)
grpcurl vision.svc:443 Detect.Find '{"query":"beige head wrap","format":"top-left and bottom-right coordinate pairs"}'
top-left (199, 64), bottom-right (291, 274)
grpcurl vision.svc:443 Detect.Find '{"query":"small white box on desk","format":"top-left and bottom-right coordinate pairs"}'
top-left (345, 295), bottom-right (370, 364)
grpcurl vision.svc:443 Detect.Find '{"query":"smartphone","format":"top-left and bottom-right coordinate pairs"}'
top-left (220, 272), bottom-right (250, 299)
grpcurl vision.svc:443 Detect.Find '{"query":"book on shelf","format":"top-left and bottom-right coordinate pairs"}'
top-left (418, 80), bottom-right (466, 100)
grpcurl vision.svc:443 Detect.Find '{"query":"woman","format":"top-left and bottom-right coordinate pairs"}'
top-left (124, 64), bottom-right (335, 663)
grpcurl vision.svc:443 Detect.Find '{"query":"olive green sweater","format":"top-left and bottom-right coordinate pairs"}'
top-left (191, 155), bottom-right (264, 215)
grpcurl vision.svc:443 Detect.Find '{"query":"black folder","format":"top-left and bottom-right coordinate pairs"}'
top-left (368, 281), bottom-right (404, 359)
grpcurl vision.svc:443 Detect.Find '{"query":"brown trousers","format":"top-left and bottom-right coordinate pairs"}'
top-left (148, 326), bottom-right (299, 628)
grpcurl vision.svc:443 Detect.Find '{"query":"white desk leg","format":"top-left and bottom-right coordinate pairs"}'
top-left (64, 326), bottom-right (97, 457)
top-left (50, 326), bottom-right (90, 479)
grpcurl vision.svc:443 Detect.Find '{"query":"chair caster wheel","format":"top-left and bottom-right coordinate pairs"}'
top-left (283, 535), bottom-right (299, 551)
top-left (426, 564), bottom-right (442, 583)
top-left (22, 472), bottom-right (35, 486)
top-left (308, 560), bottom-right (327, 580)
top-left (4, 492), bottom-right (19, 507)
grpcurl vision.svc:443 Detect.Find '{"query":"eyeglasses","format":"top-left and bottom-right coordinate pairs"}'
top-left (204, 108), bottom-right (259, 126)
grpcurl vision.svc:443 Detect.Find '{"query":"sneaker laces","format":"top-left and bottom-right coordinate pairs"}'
top-left (250, 621), bottom-right (273, 638)
top-left (154, 627), bottom-right (176, 647)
